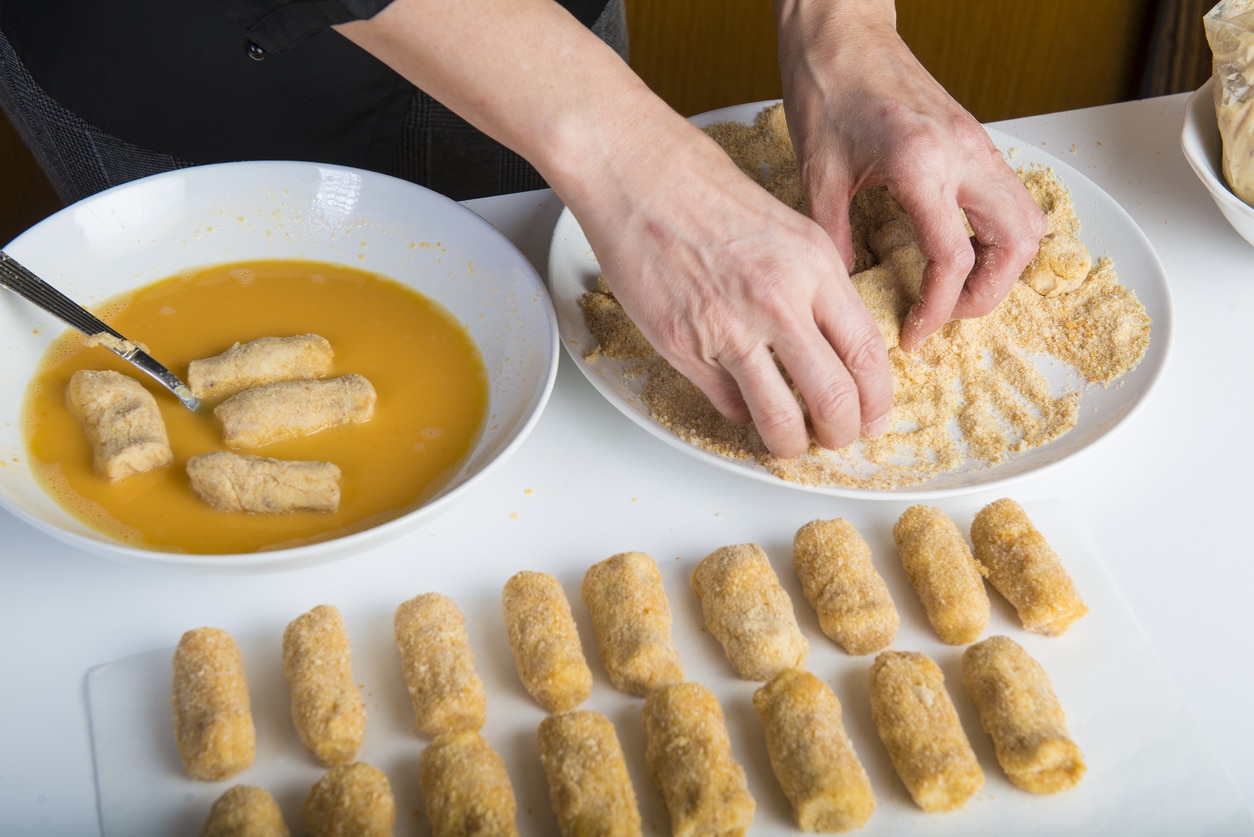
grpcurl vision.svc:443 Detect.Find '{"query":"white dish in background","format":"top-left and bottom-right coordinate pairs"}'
top-left (0, 161), bottom-right (559, 571)
top-left (1181, 76), bottom-right (1254, 249)
top-left (548, 102), bottom-right (1174, 499)
top-left (86, 500), bottom-right (1253, 836)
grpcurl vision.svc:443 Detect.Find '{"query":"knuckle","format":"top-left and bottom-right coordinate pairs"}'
top-left (751, 397), bottom-right (808, 458)
top-left (754, 402), bottom-right (800, 438)
top-left (842, 327), bottom-right (890, 376)
top-left (654, 302), bottom-right (734, 365)
top-left (1024, 198), bottom-right (1049, 238)
top-left (745, 245), bottom-right (834, 320)
top-left (958, 120), bottom-right (999, 154)
top-left (803, 375), bottom-right (859, 428)
top-left (934, 236), bottom-right (976, 275)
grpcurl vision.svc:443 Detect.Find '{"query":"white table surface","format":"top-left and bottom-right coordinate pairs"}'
top-left (2, 90), bottom-right (1251, 835)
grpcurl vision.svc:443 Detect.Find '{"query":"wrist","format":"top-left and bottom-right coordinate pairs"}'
top-left (774, 0), bottom-right (897, 89)
top-left (538, 80), bottom-right (730, 240)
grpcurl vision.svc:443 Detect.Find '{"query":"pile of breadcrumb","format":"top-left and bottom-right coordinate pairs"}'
top-left (580, 105), bottom-right (1151, 490)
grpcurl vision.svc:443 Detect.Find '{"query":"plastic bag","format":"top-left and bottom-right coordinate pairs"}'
top-left (1205, 0), bottom-right (1254, 206)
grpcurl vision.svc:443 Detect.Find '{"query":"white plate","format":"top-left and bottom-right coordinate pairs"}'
top-left (85, 500), bottom-right (1252, 835)
top-left (547, 103), bottom-right (1173, 499)
top-left (0, 161), bottom-right (559, 571)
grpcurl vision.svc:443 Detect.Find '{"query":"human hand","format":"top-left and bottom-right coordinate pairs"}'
top-left (338, 0), bottom-right (892, 457)
top-left (774, 0), bottom-right (1048, 351)
top-left (564, 119), bottom-right (893, 459)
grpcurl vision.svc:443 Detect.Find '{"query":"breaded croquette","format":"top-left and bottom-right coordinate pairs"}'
top-left (581, 551), bottom-right (683, 696)
top-left (187, 451), bottom-right (341, 514)
top-left (963, 635), bottom-right (1086, 793)
top-left (200, 785), bottom-right (289, 837)
top-left (754, 668), bottom-right (875, 832)
top-left (214, 374), bottom-right (375, 448)
top-left (420, 730), bottom-right (520, 837)
top-left (393, 593), bottom-right (487, 737)
top-left (793, 518), bottom-right (899, 655)
top-left (892, 505), bottom-right (989, 645)
top-left (690, 543), bottom-right (808, 681)
top-left (1020, 233), bottom-right (1092, 296)
top-left (188, 334), bottom-right (334, 400)
top-left (643, 681), bottom-right (756, 836)
top-left (502, 571), bottom-right (593, 713)
top-left (171, 627), bottom-right (256, 781)
top-left (302, 762), bottom-right (395, 837)
top-left (868, 650), bottom-right (983, 813)
top-left (67, 369), bottom-right (172, 479)
top-left (281, 604), bottom-right (366, 766)
top-left (970, 499), bottom-right (1088, 636)
top-left (537, 710), bottom-right (642, 837)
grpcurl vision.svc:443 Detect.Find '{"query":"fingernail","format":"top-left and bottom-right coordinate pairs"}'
top-left (865, 412), bottom-right (890, 437)
top-left (897, 321), bottom-right (924, 354)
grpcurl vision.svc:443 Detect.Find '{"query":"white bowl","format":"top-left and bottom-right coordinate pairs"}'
top-left (0, 161), bottom-right (559, 571)
top-left (1181, 77), bottom-right (1254, 248)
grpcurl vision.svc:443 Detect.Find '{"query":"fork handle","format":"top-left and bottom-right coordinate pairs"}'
top-left (0, 250), bottom-right (200, 411)
top-left (0, 251), bottom-right (124, 340)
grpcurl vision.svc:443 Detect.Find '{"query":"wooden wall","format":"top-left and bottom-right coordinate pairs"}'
top-left (623, 0), bottom-right (784, 118)
top-left (897, 0), bottom-right (1157, 121)
top-left (624, 0), bottom-right (1212, 120)
top-left (0, 1), bottom-right (1215, 245)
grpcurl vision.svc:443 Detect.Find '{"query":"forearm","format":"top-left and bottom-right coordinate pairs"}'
top-left (339, 0), bottom-right (896, 457)
top-left (333, 0), bottom-right (710, 213)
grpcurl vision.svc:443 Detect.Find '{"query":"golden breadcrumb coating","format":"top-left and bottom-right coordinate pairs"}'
top-left (643, 681), bottom-right (756, 837)
top-left (892, 505), bottom-right (990, 645)
top-left (793, 518), bottom-right (899, 655)
top-left (690, 543), bottom-right (808, 681)
top-left (1020, 165), bottom-right (1081, 238)
top-left (188, 334), bottom-right (334, 400)
top-left (963, 635), bottom-right (1086, 794)
top-left (581, 551), bottom-right (683, 696)
top-left (502, 571), bottom-right (593, 713)
top-left (970, 499), bottom-right (1088, 636)
top-left (171, 627), bottom-right (255, 781)
top-left (868, 650), bottom-right (983, 813)
top-left (1020, 233), bottom-right (1092, 296)
top-left (302, 762), bottom-right (395, 837)
top-left (281, 605), bottom-right (366, 766)
top-left (214, 374), bottom-right (375, 448)
top-left (187, 451), bottom-right (341, 514)
top-left (537, 710), bottom-right (642, 837)
top-left (420, 730), bottom-right (519, 837)
top-left (67, 369), bottom-right (172, 480)
top-left (754, 668), bottom-right (875, 832)
top-left (393, 593), bottom-right (487, 737)
top-left (200, 785), bottom-right (289, 837)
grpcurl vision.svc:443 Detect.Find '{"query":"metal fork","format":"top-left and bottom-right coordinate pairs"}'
top-left (0, 250), bottom-right (200, 410)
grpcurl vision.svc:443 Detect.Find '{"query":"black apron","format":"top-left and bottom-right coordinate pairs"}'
top-left (0, 0), bottom-right (624, 204)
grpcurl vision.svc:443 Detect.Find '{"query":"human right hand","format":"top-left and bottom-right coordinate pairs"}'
top-left (565, 118), bottom-right (894, 459)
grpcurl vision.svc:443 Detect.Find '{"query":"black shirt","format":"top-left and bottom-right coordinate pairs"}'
top-left (0, 0), bottom-right (611, 185)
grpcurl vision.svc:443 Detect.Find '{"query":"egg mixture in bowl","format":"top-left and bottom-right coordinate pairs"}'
top-left (0, 162), bottom-right (558, 570)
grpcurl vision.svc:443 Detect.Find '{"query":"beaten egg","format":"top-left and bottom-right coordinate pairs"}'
top-left (22, 259), bottom-right (488, 554)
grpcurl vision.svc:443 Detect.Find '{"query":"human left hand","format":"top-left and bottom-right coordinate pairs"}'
top-left (774, 0), bottom-right (1048, 350)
